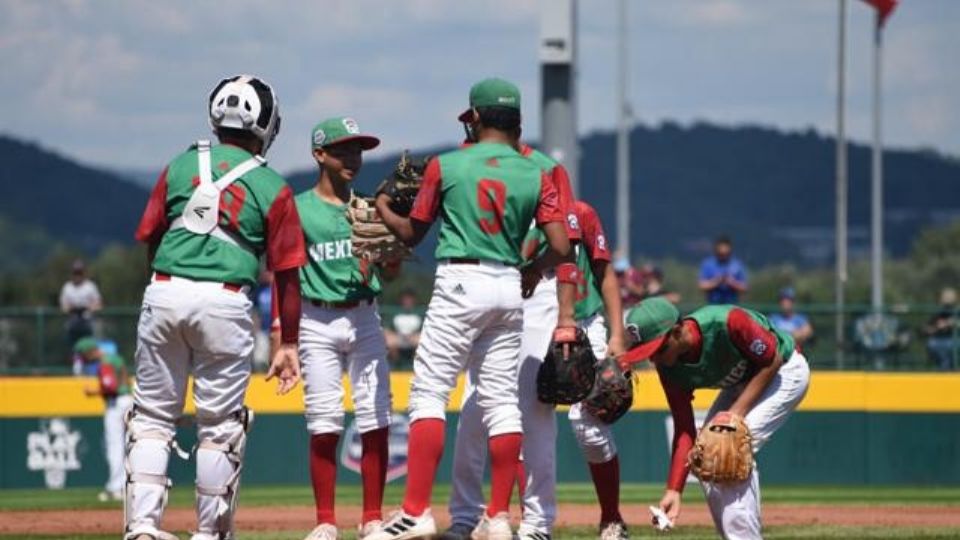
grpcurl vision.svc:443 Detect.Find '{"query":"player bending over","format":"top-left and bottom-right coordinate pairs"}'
top-left (622, 298), bottom-right (810, 540)
top-left (366, 77), bottom-right (577, 540)
top-left (129, 75), bottom-right (305, 540)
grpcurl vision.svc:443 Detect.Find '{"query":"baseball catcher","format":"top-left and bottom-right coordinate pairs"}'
top-left (687, 411), bottom-right (753, 484)
top-left (537, 327), bottom-right (597, 405)
top-left (347, 151), bottom-right (426, 263)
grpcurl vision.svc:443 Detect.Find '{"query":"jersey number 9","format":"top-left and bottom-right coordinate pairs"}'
top-left (477, 178), bottom-right (506, 235)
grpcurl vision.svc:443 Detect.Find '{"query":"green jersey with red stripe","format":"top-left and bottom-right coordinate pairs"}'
top-left (658, 305), bottom-right (796, 390)
top-left (296, 189), bottom-right (381, 302)
top-left (409, 142), bottom-right (563, 266)
top-left (571, 201), bottom-right (610, 320)
top-left (135, 143), bottom-right (306, 286)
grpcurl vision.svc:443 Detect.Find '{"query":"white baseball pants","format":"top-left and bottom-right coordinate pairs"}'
top-left (104, 394), bottom-right (133, 494)
top-left (700, 352), bottom-right (811, 540)
top-left (299, 300), bottom-right (392, 435)
top-left (568, 313), bottom-right (619, 464)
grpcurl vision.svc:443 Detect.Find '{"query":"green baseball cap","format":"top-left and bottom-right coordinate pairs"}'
top-left (622, 297), bottom-right (681, 363)
top-left (311, 117), bottom-right (380, 150)
top-left (457, 78), bottom-right (522, 122)
top-left (73, 337), bottom-right (99, 355)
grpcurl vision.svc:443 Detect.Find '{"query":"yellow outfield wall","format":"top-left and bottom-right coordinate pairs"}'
top-left (2, 371), bottom-right (960, 417)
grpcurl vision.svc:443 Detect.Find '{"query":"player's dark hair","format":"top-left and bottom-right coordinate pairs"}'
top-left (215, 127), bottom-right (263, 153)
top-left (476, 105), bottom-right (521, 133)
top-left (715, 235), bottom-right (732, 246)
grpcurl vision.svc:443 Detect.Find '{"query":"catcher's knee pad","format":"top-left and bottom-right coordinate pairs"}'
top-left (195, 407), bottom-right (254, 540)
top-left (124, 407), bottom-right (189, 537)
top-left (569, 405), bottom-right (617, 463)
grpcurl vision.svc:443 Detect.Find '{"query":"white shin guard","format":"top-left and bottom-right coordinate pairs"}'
top-left (124, 408), bottom-right (188, 540)
top-left (195, 408), bottom-right (253, 540)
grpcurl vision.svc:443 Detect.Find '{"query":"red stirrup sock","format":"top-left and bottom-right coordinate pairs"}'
top-left (589, 455), bottom-right (623, 524)
top-left (361, 427), bottom-right (389, 524)
top-left (401, 418), bottom-right (445, 516)
top-left (309, 433), bottom-right (340, 525)
top-left (487, 432), bottom-right (523, 517)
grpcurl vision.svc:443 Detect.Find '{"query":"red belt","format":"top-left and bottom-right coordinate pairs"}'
top-left (154, 272), bottom-right (244, 292)
top-left (310, 298), bottom-right (374, 309)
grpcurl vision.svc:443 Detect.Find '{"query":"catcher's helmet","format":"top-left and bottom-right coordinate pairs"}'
top-left (208, 74), bottom-right (281, 154)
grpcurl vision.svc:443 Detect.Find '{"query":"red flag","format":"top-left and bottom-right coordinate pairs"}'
top-left (860, 0), bottom-right (898, 27)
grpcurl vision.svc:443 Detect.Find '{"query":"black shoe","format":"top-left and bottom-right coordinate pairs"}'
top-left (437, 522), bottom-right (475, 540)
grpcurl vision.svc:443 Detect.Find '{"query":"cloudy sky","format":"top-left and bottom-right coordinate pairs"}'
top-left (1, 0), bottom-right (957, 175)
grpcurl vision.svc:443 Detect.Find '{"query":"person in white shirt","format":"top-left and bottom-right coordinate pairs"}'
top-left (60, 259), bottom-right (103, 346)
top-left (385, 290), bottom-right (422, 364)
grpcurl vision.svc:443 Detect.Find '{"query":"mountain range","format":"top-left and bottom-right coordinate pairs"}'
top-left (2, 122), bottom-right (957, 273)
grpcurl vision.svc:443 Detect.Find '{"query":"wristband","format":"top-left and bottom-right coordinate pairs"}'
top-left (556, 262), bottom-right (579, 284)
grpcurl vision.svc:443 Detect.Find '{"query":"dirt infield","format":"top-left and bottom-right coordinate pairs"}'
top-left (2, 503), bottom-right (959, 535)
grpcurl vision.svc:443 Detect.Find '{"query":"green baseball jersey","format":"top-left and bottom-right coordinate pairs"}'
top-left (296, 189), bottom-right (381, 302)
top-left (101, 354), bottom-right (131, 396)
top-left (135, 143), bottom-right (306, 286)
top-left (409, 142), bottom-right (563, 266)
top-left (658, 305), bottom-right (796, 390)
top-left (519, 145), bottom-right (578, 262)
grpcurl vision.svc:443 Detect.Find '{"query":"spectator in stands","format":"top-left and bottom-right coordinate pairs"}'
top-left (698, 235), bottom-right (748, 304)
top-left (59, 259), bottom-right (102, 347)
top-left (769, 287), bottom-right (814, 348)
top-left (75, 337), bottom-right (133, 502)
top-left (385, 289), bottom-right (423, 364)
top-left (925, 287), bottom-right (958, 370)
top-left (614, 256), bottom-right (646, 308)
top-left (639, 264), bottom-right (681, 304)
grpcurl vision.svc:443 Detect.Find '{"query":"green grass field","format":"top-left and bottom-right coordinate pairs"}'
top-left (1, 484), bottom-right (958, 539)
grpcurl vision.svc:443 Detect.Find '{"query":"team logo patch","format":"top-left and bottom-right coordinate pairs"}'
top-left (313, 129), bottom-right (326, 146)
top-left (567, 213), bottom-right (580, 230)
top-left (626, 323), bottom-right (642, 347)
top-left (343, 117), bottom-right (360, 134)
top-left (749, 338), bottom-right (768, 356)
top-left (27, 418), bottom-right (83, 489)
top-left (597, 234), bottom-right (607, 251)
top-left (341, 414), bottom-right (410, 482)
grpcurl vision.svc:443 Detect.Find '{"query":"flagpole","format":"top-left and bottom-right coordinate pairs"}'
top-left (835, 0), bottom-right (848, 368)
top-left (870, 9), bottom-right (884, 314)
top-left (616, 0), bottom-right (631, 261)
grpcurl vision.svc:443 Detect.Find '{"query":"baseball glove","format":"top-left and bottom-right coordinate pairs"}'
top-left (582, 357), bottom-right (634, 424)
top-left (346, 195), bottom-right (411, 264)
top-left (537, 327), bottom-right (597, 405)
top-left (687, 411), bottom-right (754, 484)
top-left (376, 150), bottom-right (428, 216)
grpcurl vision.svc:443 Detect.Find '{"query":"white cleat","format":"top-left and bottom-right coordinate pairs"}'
top-left (358, 520), bottom-right (384, 539)
top-left (471, 512), bottom-right (512, 540)
top-left (598, 520), bottom-right (630, 540)
top-left (364, 509), bottom-right (437, 540)
top-left (304, 523), bottom-right (339, 540)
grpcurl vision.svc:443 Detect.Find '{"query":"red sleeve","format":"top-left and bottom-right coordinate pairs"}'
top-left (98, 362), bottom-right (119, 396)
top-left (551, 164), bottom-right (581, 240)
top-left (270, 280), bottom-right (280, 331)
top-left (535, 171), bottom-right (563, 225)
top-left (659, 369), bottom-right (697, 492)
top-left (274, 268), bottom-right (301, 343)
top-left (409, 157), bottom-right (442, 224)
top-left (574, 201), bottom-right (611, 262)
top-left (134, 168), bottom-right (170, 244)
top-left (727, 308), bottom-right (778, 367)
top-left (265, 186), bottom-right (307, 272)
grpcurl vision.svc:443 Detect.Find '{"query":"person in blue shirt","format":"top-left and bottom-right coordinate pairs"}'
top-left (698, 235), bottom-right (748, 304)
top-left (769, 287), bottom-right (813, 348)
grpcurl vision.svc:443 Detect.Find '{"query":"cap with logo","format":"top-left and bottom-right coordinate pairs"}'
top-left (457, 78), bottom-right (522, 122)
top-left (622, 297), bottom-right (681, 363)
top-left (73, 337), bottom-right (100, 355)
top-left (311, 117), bottom-right (380, 150)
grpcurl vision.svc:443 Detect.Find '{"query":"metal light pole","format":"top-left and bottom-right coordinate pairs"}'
top-left (616, 0), bottom-right (632, 260)
top-left (539, 0), bottom-right (579, 193)
top-left (835, 0), bottom-right (848, 367)
top-left (870, 9), bottom-right (884, 313)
